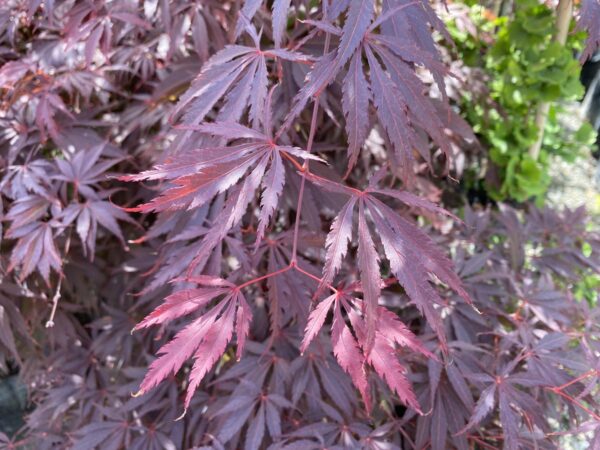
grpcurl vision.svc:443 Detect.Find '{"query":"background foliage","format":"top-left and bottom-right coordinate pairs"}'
top-left (446, 0), bottom-right (595, 203)
top-left (0, 1), bottom-right (598, 450)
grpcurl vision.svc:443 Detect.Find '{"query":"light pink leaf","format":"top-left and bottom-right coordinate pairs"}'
top-left (184, 302), bottom-right (236, 408)
top-left (126, 153), bottom-right (264, 213)
top-left (135, 287), bottom-right (230, 330)
top-left (300, 294), bottom-right (336, 353)
top-left (177, 276), bottom-right (235, 288)
top-left (368, 334), bottom-right (420, 412)
top-left (377, 306), bottom-right (433, 358)
top-left (235, 292), bottom-right (253, 360)
top-left (331, 301), bottom-right (371, 410)
top-left (139, 301), bottom-right (227, 394)
top-left (249, 56), bottom-right (268, 128)
top-left (357, 201), bottom-right (380, 351)
top-left (349, 308), bottom-right (420, 412)
top-left (319, 196), bottom-right (356, 292)
top-left (256, 150), bottom-right (285, 243)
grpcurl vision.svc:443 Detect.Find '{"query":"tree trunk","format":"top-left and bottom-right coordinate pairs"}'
top-left (528, 0), bottom-right (574, 160)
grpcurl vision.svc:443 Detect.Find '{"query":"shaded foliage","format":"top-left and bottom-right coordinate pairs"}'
top-left (0, 1), bottom-right (598, 450)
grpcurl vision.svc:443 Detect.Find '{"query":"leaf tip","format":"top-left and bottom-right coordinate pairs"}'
top-left (131, 389), bottom-right (145, 398)
top-left (175, 408), bottom-right (187, 422)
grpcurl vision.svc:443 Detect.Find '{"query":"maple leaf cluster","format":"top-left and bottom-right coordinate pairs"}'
top-left (0, 1), bottom-right (598, 450)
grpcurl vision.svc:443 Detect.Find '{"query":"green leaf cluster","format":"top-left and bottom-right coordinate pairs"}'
top-left (448, 0), bottom-right (596, 203)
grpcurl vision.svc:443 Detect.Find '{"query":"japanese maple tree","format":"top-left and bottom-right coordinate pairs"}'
top-left (0, 1), bottom-right (599, 450)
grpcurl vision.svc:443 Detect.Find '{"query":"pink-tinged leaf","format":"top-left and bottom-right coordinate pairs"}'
top-left (139, 301), bottom-right (227, 394)
top-left (75, 206), bottom-right (92, 254)
top-left (369, 334), bottom-right (420, 411)
top-left (380, 0), bottom-right (450, 96)
top-left (357, 201), bottom-right (381, 351)
top-left (319, 197), bottom-right (357, 292)
top-left (202, 45), bottom-right (256, 72)
top-left (89, 201), bottom-right (135, 246)
top-left (374, 35), bottom-right (449, 81)
top-left (186, 155), bottom-right (270, 273)
top-left (5, 195), bottom-right (50, 230)
top-left (331, 301), bottom-right (371, 410)
top-left (265, 401), bottom-right (282, 438)
top-left (127, 153), bottom-right (264, 213)
top-left (178, 275), bottom-right (235, 288)
top-left (120, 144), bottom-right (259, 182)
top-left (300, 294), bottom-right (336, 353)
top-left (0, 61), bottom-right (29, 88)
top-left (377, 306), bottom-right (434, 358)
top-left (134, 287), bottom-right (230, 330)
top-left (249, 56), bottom-right (268, 128)
top-left (281, 0), bottom-right (373, 128)
top-left (272, 0), bottom-right (292, 48)
top-left (184, 302), bottom-right (236, 408)
top-left (446, 364), bottom-right (474, 411)
top-left (342, 52), bottom-right (371, 174)
top-left (328, 0), bottom-right (351, 20)
top-left (498, 389), bottom-right (519, 450)
top-left (256, 150), bottom-right (285, 243)
top-left (235, 292), bottom-right (253, 360)
top-left (222, 154), bottom-right (270, 229)
top-left (223, 63), bottom-right (259, 124)
top-left (350, 309), bottom-right (420, 411)
top-left (278, 146), bottom-right (326, 163)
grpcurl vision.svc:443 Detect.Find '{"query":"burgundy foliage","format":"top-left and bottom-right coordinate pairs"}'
top-left (0, 1), bottom-right (598, 449)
